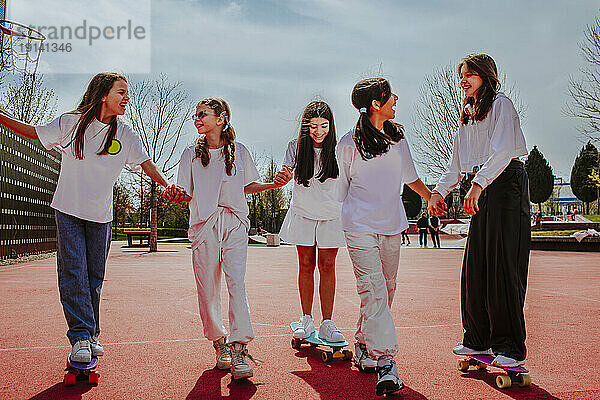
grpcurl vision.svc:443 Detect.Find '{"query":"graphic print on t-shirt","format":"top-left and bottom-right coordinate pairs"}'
top-left (107, 139), bottom-right (122, 155)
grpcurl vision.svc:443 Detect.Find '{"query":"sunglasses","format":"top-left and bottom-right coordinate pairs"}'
top-left (192, 110), bottom-right (218, 121)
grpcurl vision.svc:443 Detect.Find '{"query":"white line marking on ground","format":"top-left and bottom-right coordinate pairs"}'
top-left (0, 323), bottom-right (460, 352)
top-left (528, 287), bottom-right (600, 303)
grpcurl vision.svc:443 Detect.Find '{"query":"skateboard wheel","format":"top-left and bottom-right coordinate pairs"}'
top-left (88, 372), bottom-right (99, 385)
top-left (496, 374), bottom-right (512, 389)
top-left (518, 374), bottom-right (531, 387)
top-left (342, 350), bottom-right (353, 360)
top-left (64, 372), bottom-right (76, 386)
top-left (321, 351), bottom-right (333, 362)
top-left (457, 359), bottom-right (470, 372)
top-left (291, 338), bottom-right (302, 349)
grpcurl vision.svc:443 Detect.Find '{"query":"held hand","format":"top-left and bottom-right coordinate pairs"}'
top-left (463, 183), bottom-right (482, 215)
top-left (427, 192), bottom-right (447, 216)
top-left (164, 184), bottom-right (188, 203)
top-left (274, 166), bottom-right (293, 187)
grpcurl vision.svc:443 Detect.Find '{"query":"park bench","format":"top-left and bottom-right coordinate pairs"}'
top-left (531, 235), bottom-right (600, 252)
top-left (123, 229), bottom-right (151, 247)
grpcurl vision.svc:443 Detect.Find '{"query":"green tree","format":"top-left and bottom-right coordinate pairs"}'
top-left (525, 146), bottom-right (555, 211)
top-left (261, 157), bottom-right (288, 233)
top-left (402, 184), bottom-right (422, 219)
top-left (113, 178), bottom-right (135, 232)
top-left (570, 142), bottom-right (599, 214)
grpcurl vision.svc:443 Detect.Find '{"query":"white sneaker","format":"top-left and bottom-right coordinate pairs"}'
top-left (230, 343), bottom-right (256, 379)
top-left (293, 315), bottom-right (315, 339)
top-left (376, 358), bottom-right (404, 396)
top-left (318, 320), bottom-right (345, 343)
top-left (453, 343), bottom-right (493, 356)
top-left (70, 339), bottom-right (92, 363)
top-left (352, 342), bottom-right (377, 373)
top-left (90, 336), bottom-right (104, 357)
top-left (492, 355), bottom-right (525, 367)
top-left (213, 337), bottom-right (232, 370)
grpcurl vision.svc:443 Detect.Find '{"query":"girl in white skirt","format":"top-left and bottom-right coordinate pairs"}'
top-left (168, 98), bottom-right (288, 379)
top-left (337, 78), bottom-right (432, 396)
top-left (278, 101), bottom-right (346, 344)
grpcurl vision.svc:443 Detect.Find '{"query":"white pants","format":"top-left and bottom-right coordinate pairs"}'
top-left (191, 208), bottom-right (254, 344)
top-left (344, 231), bottom-right (402, 358)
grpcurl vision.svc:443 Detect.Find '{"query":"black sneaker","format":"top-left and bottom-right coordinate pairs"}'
top-left (376, 359), bottom-right (404, 396)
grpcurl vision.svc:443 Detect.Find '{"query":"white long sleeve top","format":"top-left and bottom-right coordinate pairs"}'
top-left (434, 92), bottom-right (528, 198)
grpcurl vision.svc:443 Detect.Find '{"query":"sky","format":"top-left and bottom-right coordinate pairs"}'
top-left (6, 0), bottom-right (600, 183)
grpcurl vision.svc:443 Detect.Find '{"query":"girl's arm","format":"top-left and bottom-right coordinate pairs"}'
top-left (244, 181), bottom-right (281, 194)
top-left (0, 111), bottom-right (38, 140)
top-left (407, 178), bottom-right (432, 203)
top-left (140, 160), bottom-right (191, 202)
top-left (244, 166), bottom-right (292, 194)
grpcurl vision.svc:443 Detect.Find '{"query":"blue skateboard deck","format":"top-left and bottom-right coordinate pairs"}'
top-left (290, 321), bottom-right (351, 362)
top-left (456, 348), bottom-right (531, 389)
top-left (64, 356), bottom-right (99, 386)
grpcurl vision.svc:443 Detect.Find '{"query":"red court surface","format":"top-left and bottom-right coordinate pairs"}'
top-left (1, 241), bottom-right (599, 399)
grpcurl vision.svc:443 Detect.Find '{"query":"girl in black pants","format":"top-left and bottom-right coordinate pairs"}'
top-left (429, 54), bottom-right (530, 367)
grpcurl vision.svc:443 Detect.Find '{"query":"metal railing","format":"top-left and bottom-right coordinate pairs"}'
top-left (0, 125), bottom-right (60, 259)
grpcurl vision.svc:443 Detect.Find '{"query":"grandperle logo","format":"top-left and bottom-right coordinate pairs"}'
top-left (29, 20), bottom-right (147, 46)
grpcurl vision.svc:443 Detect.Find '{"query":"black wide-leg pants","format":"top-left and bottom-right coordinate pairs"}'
top-left (461, 160), bottom-right (530, 361)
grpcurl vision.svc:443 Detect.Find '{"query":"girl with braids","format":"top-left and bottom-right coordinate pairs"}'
top-left (428, 54), bottom-right (529, 368)
top-left (277, 101), bottom-right (346, 344)
top-left (0, 72), bottom-right (175, 363)
top-left (169, 98), bottom-right (288, 379)
top-left (337, 78), bottom-right (432, 396)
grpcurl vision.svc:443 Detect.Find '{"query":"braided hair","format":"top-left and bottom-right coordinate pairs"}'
top-left (194, 98), bottom-right (236, 176)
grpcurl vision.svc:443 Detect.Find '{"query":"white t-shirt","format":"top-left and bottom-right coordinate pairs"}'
top-left (177, 141), bottom-right (260, 231)
top-left (282, 139), bottom-right (342, 221)
top-left (434, 93), bottom-right (528, 198)
top-left (336, 130), bottom-right (419, 235)
top-left (35, 114), bottom-right (150, 223)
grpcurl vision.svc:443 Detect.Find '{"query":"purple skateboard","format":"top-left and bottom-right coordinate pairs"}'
top-left (64, 356), bottom-right (99, 386)
top-left (456, 353), bottom-right (531, 389)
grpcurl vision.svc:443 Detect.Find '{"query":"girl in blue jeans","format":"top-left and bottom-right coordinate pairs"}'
top-left (0, 72), bottom-right (178, 363)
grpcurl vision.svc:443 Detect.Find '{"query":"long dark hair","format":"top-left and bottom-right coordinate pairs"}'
top-left (351, 78), bottom-right (404, 160)
top-left (64, 72), bottom-right (126, 159)
top-left (458, 54), bottom-right (500, 125)
top-left (294, 101), bottom-right (339, 187)
top-left (194, 98), bottom-right (236, 176)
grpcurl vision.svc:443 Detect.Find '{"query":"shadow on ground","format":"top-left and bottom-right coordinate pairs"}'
top-left (186, 368), bottom-right (260, 399)
top-left (291, 346), bottom-right (428, 399)
top-left (28, 382), bottom-right (94, 400)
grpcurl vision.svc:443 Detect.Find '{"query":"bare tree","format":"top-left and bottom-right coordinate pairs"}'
top-left (0, 73), bottom-right (58, 124)
top-left (124, 73), bottom-right (194, 252)
top-left (409, 64), bottom-right (526, 181)
top-left (567, 16), bottom-right (600, 142)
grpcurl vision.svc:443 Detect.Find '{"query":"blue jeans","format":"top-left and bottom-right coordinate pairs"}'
top-left (55, 210), bottom-right (112, 345)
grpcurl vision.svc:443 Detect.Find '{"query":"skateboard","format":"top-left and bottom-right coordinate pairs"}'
top-left (456, 354), bottom-right (531, 389)
top-left (290, 322), bottom-right (352, 363)
top-left (64, 355), bottom-right (99, 386)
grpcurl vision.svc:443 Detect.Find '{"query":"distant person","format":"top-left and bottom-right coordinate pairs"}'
top-left (337, 77), bottom-right (432, 396)
top-left (277, 101), bottom-right (346, 344)
top-left (429, 214), bottom-right (441, 248)
top-left (401, 228), bottom-right (411, 245)
top-left (169, 97), bottom-right (288, 379)
top-left (429, 54), bottom-right (530, 368)
top-left (0, 73), bottom-right (175, 364)
top-left (416, 212), bottom-right (429, 247)
top-left (257, 225), bottom-right (264, 236)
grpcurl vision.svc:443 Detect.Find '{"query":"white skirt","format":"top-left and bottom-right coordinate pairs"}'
top-left (279, 210), bottom-right (346, 248)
